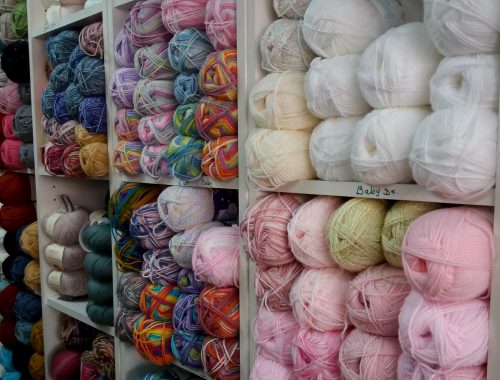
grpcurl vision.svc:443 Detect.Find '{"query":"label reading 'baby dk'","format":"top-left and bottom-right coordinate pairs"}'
top-left (355, 184), bottom-right (398, 198)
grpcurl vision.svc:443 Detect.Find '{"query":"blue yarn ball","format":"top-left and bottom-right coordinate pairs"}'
top-left (166, 135), bottom-right (204, 181)
top-left (3, 372), bottom-right (21, 380)
top-left (53, 92), bottom-right (72, 124)
top-left (45, 30), bottom-right (80, 66)
top-left (13, 292), bottom-right (41, 323)
top-left (0, 347), bottom-right (15, 372)
top-left (174, 73), bottom-right (201, 105)
top-left (49, 63), bottom-right (73, 93)
top-left (41, 84), bottom-right (55, 118)
top-left (10, 256), bottom-right (31, 288)
top-left (139, 369), bottom-right (181, 380)
top-left (14, 320), bottom-right (32, 346)
top-left (168, 28), bottom-right (214, 73)
top-left (79, 96), bottom-right (107, 134)
top-left (63, 83), bottom-right (84, 120)
top-left (75, 57), bottom-right (105, 96)
top-left (68, 46), bottom-right (86, 75)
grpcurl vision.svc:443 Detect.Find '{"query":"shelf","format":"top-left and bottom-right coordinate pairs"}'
top-left (38, 167), bottom-right (109, 181)
top-left (173, 360), bottom-right (210, 380)
top-left (273, 180), bottom-right (495, 206)
top-left (46, 296), bottom-right (115, 335)
top-left (32, 3), bottom-right (104, 38)
top-left (114, 0), bottom-right (138, 9)
top-left (2, 168), bottom-right (35, 175)
top-left (120, 173), bottom-right (239, 190)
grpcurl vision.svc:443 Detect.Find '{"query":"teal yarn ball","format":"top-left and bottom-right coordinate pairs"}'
top-left (68, 46), bottom-right (86, 76)
top-left (87, 278), bottom-right (113, 305)
top-left (84, 252), bottom-right (112, 281)
top-left (75, 57), bottom-right (105, 96)
top-left (80, 221), bottom-right (112, 255)
top-left (166, 136), bottom-right (204, 181)
top-left (173, 103), bottom-right (199, 137)
top-left (41, 84), bottom-right (55, 118)
top-left (168, 28), bottom-right (214, 73)
top-left (46, 30), bottom-right (80, 67)
top-left (63, 83), bottom-right (84, 120)
top-left (49, 63), bottom-right (73, 93)
top-left (19, 143), bottom-right (34, 170)
top-left (14, 320), bottom-right (32, 346)
top-left (86, 301), bottom-right (114, 326)
top-left (174, 73), bottom-right (201, 105)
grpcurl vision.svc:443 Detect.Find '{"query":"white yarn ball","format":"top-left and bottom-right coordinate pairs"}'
top-left (351, 107), bottom-right (431, 186)
top-left (358, 22), bottom-right (442, 108)
top-left (249, 72), bottom-right (319, 131)
top-left (309, 117), bottom-right (362, 182)
top-left (410, 108), bottom-right (497, 200)
top-left (430, 54), bottom-right (500, 111)
top-left (246, 128), bottom-right (315, 190)
top-left (304, 56), bottom-right (371, 119)
top-left (423, 0), bottom-right (500, 56)
top-left (84, 0), bottom-right (103, 8)
top-left (260, 19), bottom-right (315, 73)
top-left (273, 0), bottom-right (311, 19)
top-left (302, 0), bottom-right (423, 57)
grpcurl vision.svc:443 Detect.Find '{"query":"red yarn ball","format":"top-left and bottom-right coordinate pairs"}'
top-left (0, 283), bottom-right (20, 319)
top-left (0, 318), bottom-right (17, 349)
top-left (62, 143), bottom-right (85, 178)
top-left (0, 203), bottom-right (37, 232)
top-left (50, 348), bottom-right (82, 380)
top-left (0, 172), bottom-right (31, 204)
top-left (198, 284), bottom-right (240, 338)
top-left (42, 142), bottom-right (66, 175)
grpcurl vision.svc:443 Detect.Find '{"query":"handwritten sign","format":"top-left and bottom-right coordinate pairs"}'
top-left (355, 184), bottom-right (398, 198)
top-left (43, 23), bottom-right (56, 32)
top-left (201, 177), bottom-right (213, 188)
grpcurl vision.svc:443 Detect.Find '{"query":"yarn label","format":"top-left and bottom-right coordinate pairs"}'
top-left (45, 213), bottom-right (60, 237)
top-left (355, 184), bottom-right (398, 198)
top-left (47, 270), bottom-right (62, 293)
top-left (45, 244), bottom-right (65, 270)
top-left (370, 0), bottom-right (423, 25)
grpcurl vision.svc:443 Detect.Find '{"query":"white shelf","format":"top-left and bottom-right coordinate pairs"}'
top-left (120, 173), bottom-right (239, 190)
top-left (38, 167), bottom-right (109, 181)
top-left (114, 0), bottom-right (137, 9)
top-left (46, 296), bottom-right (115, 335)
top-left (173, 360), bottom-right (211, 380)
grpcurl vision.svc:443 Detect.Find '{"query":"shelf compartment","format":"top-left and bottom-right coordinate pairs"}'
top-left (120, 173), bottom-right (239, 190)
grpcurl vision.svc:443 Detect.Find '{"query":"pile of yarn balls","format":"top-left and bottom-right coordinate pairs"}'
top-left (110, 182), bottom-right (240, 377)
top-left (111, 0), bottom-right (238, 182)
top-left (41, 23), bottom-right (108, 178)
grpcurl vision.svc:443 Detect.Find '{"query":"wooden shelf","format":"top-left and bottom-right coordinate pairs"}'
top-left (120, 173), bottom-right (239, 190)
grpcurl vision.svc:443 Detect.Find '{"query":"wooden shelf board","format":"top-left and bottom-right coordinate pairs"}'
top-left (120, 173), bottom-right (239, 190)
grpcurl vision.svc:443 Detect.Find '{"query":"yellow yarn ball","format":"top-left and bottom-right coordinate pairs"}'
top-left (20, 221), bottom-right (39, 259)
top-left (24, 260), bottom-right (41, 294)
top-left (75, 124), bottom-right (107, 146)
top-left (31, 320), bottom-right (44, 354)
top-left (29, 352), bottom-right (45, 380)
top-left (382, 201), bottom-right (441, 268)
top-left (326, 198), bottom-right (388, 272)
top-left (80, 142), bottom-right (109, 177)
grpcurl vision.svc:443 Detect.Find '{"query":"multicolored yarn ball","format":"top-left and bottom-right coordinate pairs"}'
top-left (273, 0), bottom-right (311, 19)
top-left (173, 102), bottom-right (200, 137)
top-left (0, 82), bottom-right (22, 114)
top-left (250, 355), bottom-right (295, 380)
top-left (68, 46), bottom-right (86, 75)
top-left (1, 40), bottom-right (30, 83)
top-left (0, 139), bottom-right (24, 170)
top-left (202, 337), bottom-right (240, 380)
top-left (198, 284), bottom-right (239, 338)
top-left (112, 140), bottom-right (144, 175)
top-left (79, 96), bottom-right (107, 134)
top-left (115, 108), bottom-right (141, 141)
top-left (117, 272), bottom-right (149, 310)
top-left (42, 142), bottom-right (64, 174)
top-left (114, 27), bottom-right (138, 68)
top-left (80, 351), bottom-right (101, 380)
top-left (140, 283), bottom-right (181, 321)
top-left (75, 124), bottom-right (107, 146)
top-left (115, 235), bottom-right (145, 272)
top-left (168, 28), bottom-right (214, 73)
top-left (142, 248), bottom-right (182, 285)
top-left (133, 315), bottom-right (175, 365)
top-left (110, 67), bottom-right (140, 109)
top-left (139, 369), bottom-right (181, 380)
top-left (56, 120), bottom-right (77, 146)
top-left (171, 330), bottom-right (205, 368)
top-left (195, 97), bottom-right (237, 140)
top-left (41, 115), bottom-right (59, 142)
top-left (201, 136), bottom-right (238, 180)
top-left (62, 143), bottom-right (86, 178)
top-left (75, 57), bottom-right (105, 96)
top-left (24, 260), bottom-right (41, 294)
top-left (79, 22), bottom-right (104, 58)
top-left (50, 348), bottom-right (82, 380)
top-left (241, 192), bottom-right (304, 266)
top-left (174, 73), bottom-right (202, 104)
top-left (115, 303), bottom-right (142, 345)
top-left (130, 202), bottom-right (174, 249)
top-left (79, 142), bottom-right (109, 177)
top-left (14, 291), bottom-right (42, 322)
top-left (134, 42), bottom-right (176, 80)
top-left (173, 293), bottom-right (202, 331)
top-left (199, 49), bottom-right (237, 101)
top-left (205, 0), bottom-right (237, 50)
top-left (178, 269), bottom-right (205, 294)
top-left (161, 0), bottom-right (208, 33)
top-left (138, 112), bottom-right (176, 145)
top-left (127, 0), bottom-right (171, 47)
top-left (166, 135), bottom-right (204, 181)
top-left (92, 334), bottom-right (115, 379)
top-left (19, 221), bottom-right (38, 259)
top-left (49, 63), bottom-right (73, 92)
top-left (140, 144), bottom-right (170, 179)
top-left (0, 203), bottom-right (36, 233)
top-left (46, 30), bottom-right (80, 66)
top-left (133, 79), bottom-right (178, 116)
top-left (60, 314), bottom-right (94, 350)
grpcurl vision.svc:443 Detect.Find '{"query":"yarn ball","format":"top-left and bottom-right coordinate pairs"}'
top-left (46, 30), bottom-right (80, 66)
top-left (253, 308), bottom-right (299, 366)
top-left (326, 198), bottom-right (388, 272)
top-left (134, 42), bottom-right (176, 80)
top-left (19, 143), bottom-right (34, 170)
top-left (117, 272), bottom-right (149, 310)
top-left (79, 22), bottom-right (104, 58)
top-left (11, 1), bottom-right (27, 38)
top-left (140, 283), bottom-right (181, 321)
top-left (55, 120), bottom-right (77, 147)
top-left (0, 203), bottom-right (36, 232)
top-left (17, 82), bottom-right (30, 104)
top-left (140, 144), bottom-right (170, 179)
top-left (133, 79), bottom-right (178, 116)
top-left (138, 112), bottom-right (176, 145)
top-left (84, 253), bottom-right (112, 281)
top-left (0, 82), bottom-right (21, 114)
top-left (75, 56), bottom-right (105, 96)
top-left (260, 19), bottom-right (315, 73)
top-left (127, 0), bottom-right (171, 47)
top-left (0, 172), bottom-right (31, 204)
top-left (161, 0), bottom-right (208, 33)
top-left (430, 54), bottom-right (500, 111)
top-left (141, 248), bottom-right (182, 285)
top-left (273, 0), bottom-right (311, 18)
top-left (204, 0), bottom-right (237, 50)
top-left (114, 28), bottom-right (138, 68)
top-left (423, 0), bottom-right (500, 56)
top-left (133, 315), bottom-right (175, 365)
top-left (199, 49), bottom-right (237, 101)
top-left (202, 337), bottom-right (240, 380)
top-left (246, 128), bottom-right (315, 189)
top-left (42, 84), bottom-right (56, 118)
top-left (0, 67), bottom-right (7, 88)
top-left (4, 230), bottom-right (24, 257)
top-left (173, 293), bottom-right (202, 331)
top-left (80, 142), bottom-right (109, 177)
top-left (8, 254), bottom-right (31, 287)
top-left (115, 304), bottom-right (142, 345)
top-left (171, 330), bottom-right (205, 368)
top-left (41, 201), bottom-right (88, 245)
top-left (50, 349), bottom-right (82, 380)
top-left (53, 92), bottom-right (73, 124)
top-left (195, 97), bottom-right (237, 140)
top-left (29, 352), bottom-right (44, 380)
top-left (0, 319), bottom-right (16, 349)
top-left (130, 202), bottom-right (174, 249)
top-left (115, 108), bottom-right (141, 141)
top-left (115, 235), bottom-right (144, 272)
top-left (250, 355), bottom-right (295, 380)
top-left (87, 277), bottom-right (113, 305)
top-left (0, 283), bottom-right (19, 319)
top-left (305, 56), bottom-right (371, 119)
top-left (42, 142), bottom-right (64, 175)
top-left (201, 136), bottom-right (238, 180)
top-left (79, 96), bottom-right (107, 134)
top-left (351, 107), bottom-right (431, 185)
top-left (43, 116), bottom-right (60, 145)
top-left (92, 334), bottom-right (116, 379)
top-left (47, 269), bottom-right (88, 297)
top-left (177, 268), bottom-right (205, 294)
top-left (410, 108), bottom-right (497, 200)
top-left (68, 46), bottom-right (86, 75)
top-left (289, 196), bottom-right (343, 268)
top-left (75, 124), bottom-right (107, 146)
top-left (31, 321), bottom-right (44, 354)
top-left (139, 369), bottom-right (181, 380)
top-left (1, 113), bottom-right (14, 139)
top-left (1, 41), bottom-right (29, 83)
top-left (110, 67), bottom-right (140, 109)
top-left (399, 290), bottom-right (489, 368)
top-left (358, 22), bottom-right (442, 108)
top-left (44, 243), bottom-right (86, 271)
top-left (198, 284), bottom-right (239, 338)
top-left (166, 135), bottom-right (204, 181)
top-left (60, 315), bottom-right (93, 350)
top-left (49, 63), bottom-right (73, 93)
top-left (14, 320), bottom-right (33, 346)
top-left (14, 291), bottom-right (42, 322)
top-left (62, 144), bottom-right (86, 178)
top-left (291, 328), bottom-right (342, 379)
top-left (340, 329), bottom-right (401, 380)
top-left (87, 301), bottom-right (113, 326)
top-left (11, 341), bottom-right (34, 375)
top-left (112, 140), bottom-right (144, 175)
top-left (173, 102), bottom-right (199, 137)
top-left (174, 73), bottom-right (202, 104)
top-left (24, 260), bottom-right (41, 294)
top-left (79, 222), bottom-right (110, 255)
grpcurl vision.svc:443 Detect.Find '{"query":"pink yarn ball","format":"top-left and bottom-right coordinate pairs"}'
top-left (288, 195), bottom-right (342, 268)
top-left (250, 355), bottom-right (295, 380)
top-left (1, 114), bottom-right (15, 139)
top-left (402, 207), bottom-right (493, 302)
top-left (255, 261), bottom-right (302, 312)
top-left (340, 329), bottom-right (401, 380)
top-left (253, 308), bottom-right (299, 366)
top-left (346, 264), bottom-right (410, 337)
top-left (127, 0), bottom-right (171, 47)
top-left (241, 193), bottom-right (305, 267)
top-left (398, 290), bottom-right (489, 369)
top-left (205, 0), bottom-right (237, 50)
top-left (138, 112), bottom-right (176, 146)
top-left (397, 352), bottom-right (486, 380)
top-left (161, 0), bottom-right (209, 33)
top-left (291, 328), bottom-right (342, 380)
top-left (0, 139), bottom-right (24, 169)
top-left (0, 82), bottom-right (22, 114)
top-left (290, 267), bottom-right (353, 331)
top-left (192, 225), bottom-right (240, 287)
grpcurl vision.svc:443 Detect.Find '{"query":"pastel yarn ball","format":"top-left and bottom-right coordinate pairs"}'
top-left (114, 27), bottom-right (138, 68)
top-left (133, 316), bottom-right (175, 366)
top-left (112, 140), bottom-right (144, 175)
top-left (161, 0), bottom-right (208, 33)
top-left (199, 49), bottom-right (237, 101)
top-left (398, 290), bottom-right (489, 368)
top-left (198, 284), bottom-right (239, 338)
top-left (115, 108), bottom-right (141, 141)
top-left (168, 28), bottom-right (214, 73)
top-left (409, 108), bottom-right (497, 200)
top-left (166, 135), bottom-right (204, 181)
top-left (127, 0), bottom-right (171, 47)
top-left (129, 202), bottom-right (174, 249)
top-left (79, 21), bottom-right (104, 58)
top-left (140, 283), bottom-right (181, 322)
top-left (47, 269), bottom-right (88, 297)
top-left (110, 67), bottom-right (141, 109)
top-left (288, 196), bottom-right (343, 269)
top-left (195, 97), bottom-right (237, 140)
top-left (44, 243), bottom-right (86, 271)
top-left (117, 272), bottom-right (149, 310)
top-left (173, 293), bottom-right (202, 332)
top-left (290, 267), bottom-right (354, 331)
top-left (204, 0), bottom-right (237, 50)
top-left (174, 73), bottom-right (202, 104)
top-left (0, 82), bottom-right (22, 114)
top-left (273, 0), bottom-right (311, 19)
top-left (201, 136), bottom-right (238, 181)
top-left (140, 144), bottom-right (170, 179)
top-left (134, 42), bottom-right (176, 80)
top-left (133, 79), bottom-right (178, 116)
top-left (138, 112), bottom-right (176, 145)
top-left (250, 355), bottom-right (295, 380)
top-left (41, 203), bottom-right (89, 245)
top-left (141, 248), bottom-right (182, 285)
top-left (402, 207), bottom-right (493, 301)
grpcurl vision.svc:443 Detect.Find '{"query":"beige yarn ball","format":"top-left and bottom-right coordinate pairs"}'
top-left (273, 0), bottom-right (311, 19)
top-left (0, 13), bottom-right (17, 45)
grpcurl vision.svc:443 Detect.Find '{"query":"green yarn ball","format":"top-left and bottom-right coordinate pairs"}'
top-left (87, 278), bottom-right (113, 305)
top-left (11, 1), bottom-right (27, 39)
top-left (84, 252), bottom-right (112, 281)
top-left (173, 103), bottom-right (199, 137)
top-left (86, 301), bottom-right (114, 326)
top-left (80, 222), bottom-right (112, 255)
top-left (166, 135), bottom-right (204, 181)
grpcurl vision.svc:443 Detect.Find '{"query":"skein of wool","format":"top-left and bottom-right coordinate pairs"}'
top-left (326, 198), bottom-right (387, 273)
top-left (133, 79), bottom-right (178, 116)
top-left (133, 315), bottom-right (175, 365)
top-left (423, 0), bottom-right (500, 56)
top-left (1, 113), bottom-right (15, 139)
top-left (112, 140), bottom-right (144, 175)
top-left (79, 142), bottom-right (109, 177)
top-left (134, 42), bottom-right (177, 80)
top-left (1, 41), bottom-right (30, 83)
top-left (57, 120), bottom-right (78, 147)
top-left (11, 1), bottom-right (28, 39)
top-left (402, 207), bottom-right (493, 301)
top-left (75, 57), bottom-right (105, 96)
top-left (46, 30), bottom-right (80, 67)
top-left (10, 255), bottom-right (31, 287)
top-left (31, 321), bottom-right (44, 354)
top-left (202, 337), bottom-right (240, 379)
top-left (199, 49), bottom-right (237, 101)
top-left (117, 272), bottom-right (149, 310)
top-left (174, 73), bottom-right (202, 104)
top-left (47, 269), bottom-right (88, 297)
top-left (204, 0), bottom-right (237, 50)
top-left (410, 108), bottom-right (497, 200)
top-left (0, 203), bottom-right (36, 232)
top-left (42, 85), bottom-right (56, 119)
top-left (250, 355), bottom-right (294, 380)
top-left (382, 201), bottom-right (441, 268)
top-left (168, 28), bottom-right (214, 73)
top-left (24, 260), bottom-right (41, 294)
top-left (161, 0), bottom-right (208, 33)
top-left (62, 144), bottom-right (86, 178)
top-left (114, 28), bottom-right (138, 68)
top-left (68, 46), bottom-right (86, 75)
top-left (171, 330), bottom-right (206, 368)
top-left (273, 0), bottom-right (311, 19)
top-left (0, 319), bottom-right (17, 349)
top-left (399, 290), bottom-right (489, 368)
top-left (79, 96), bottom-right (107, 134)
top-left (201, 136), bottom-right (238, 180)
top-left (351, 107), bottom-right (431, 185)
top-left (0, 172), bottom-right (31, 204)
top-left (245, 128), bottom-right (315, 189)
top-left (177, 268), bottom-right (205, 294)
top-left (129, 202), bottom-right (174, 250)
top-left (140, 144), bottom-right (170, 179)
top-left (19, 143), bottom-right (35, 170)
top-left (87, 278), bottom-right (113, 305)
top-left (49, 63), bottom-right (73, 92)
top-left (110, 67), bottom-right (140, 109)
top-left (288, 196), bottom-right (343, 268)
top-left (75, 124), bottom-right (107, 146)
top-left (127, 0), bottom-right (171, 47)
top-left (195, 97), bottom-right (237, 140)
top-left (50, 349), bottom-right (82, 380)
top-left (42, 142), bottom-right (65, 175)
top-left (17, 82), bottom-right (31, 104)
top-left (260, 19), bottom-right (314, 73)
top-left (140, 283), bottom-right (181, 322)
top-left (290, 267), bottom-right (354, 331)
top-left (53, 92), bottom-right (73, 125)
top-left (305, 56), bottom-right (371, 119)
top-left (173, 293), bottom-right (202, 331)
top-left (358, 22), bottom-right (442, 108)
top-left (0, 13), bottom-right (16, 45)
top-left (14, 291), bottom-right (42, 322)
top-left (84, 252), bottom-right (112, 281)
top-left (173, 102), bottom-right (199, 137)
top-left (138, 112), bottom-right (176, 145)
top-left (79, 219), bottom-right (112, 254)
top-left (141, 248), bottom-right (182, 285)
top-left (430, 54), bottom-right (500, 111)
top-left (115, 108), bottom-right (141, 141)
top-left (340, 329), bottom-right (401, 380)
top-left (0, 82), bottom-right (22, 114)
top-left (250, 71), bottom-right (319, 130)
top-left (198, 284), bottom-right (239, 338)
top-left (79, 22), bottom-right (104, 58)
top-left (45, 243), bottom-right (86, 271)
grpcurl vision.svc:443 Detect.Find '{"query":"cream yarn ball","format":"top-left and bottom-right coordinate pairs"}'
top-left (249, 72), bottom-right (319, 130)
top-left (246, 128), bottom-right (315, 190)
top-left (309, 117), bottom-right (362, 182)
top-left (358, 22), bottom-right (442, 108)
top-left (409, 108), bottom-right (497, 200)
top-left (304, 56), bottom-right (371, 119)
top-left (273, 0), bottom-right (311, 19)
top-left (350, 107), bottom-right (431, 186)
top-left (430, 54), bottom-right (500, 111)
top-left (423, 0), bottom-right (500, 56)
top-left (260, 19), bottom-right (315, 73)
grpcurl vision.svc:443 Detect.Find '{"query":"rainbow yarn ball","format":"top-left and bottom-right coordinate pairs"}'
top-left (171, 330), bottom-right (205, 368)
top-left (140, 144), bottom-right (170, 179)
top-left (114, 27), bottom-right (138, 68)
top-left (115, 108), bottom-right (141, 141)
top-left (117, 272), bottom-right (149, 310)
top-left (195, 97), bottom-right (237, 140)
top-left (112, 140), bottom-right (144, 175)
top-left (114, 235), bottom-right (145, 272)
top-left (202, 136), bottom-right (238, 180)
top-left (134, 42), bottom-right (176, 80)
top-left (199, 49), bottom-right (237, 101)
top-left (133, 79), bottom-right (178, 116)
top-left (198, 284), bottom-right (239, 338)
top-left (168, 28), bottom-right (214, 73)
top-left (133, 315), bottom-right (175, 365)
top-left (202, 337), bottom-right (240, 380)
top-left (166, 135), bottom-right (204, 181)
top-left (138, 112), bottom-right (176, 146)
top-left (173, 102), bottom-right (199, 137)
top-left (140, 283), bottom-right (181, 322)
top-left (174, 73), bottom-right (202, 104)
top-left (141, 248), bottom-right (182, 285)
